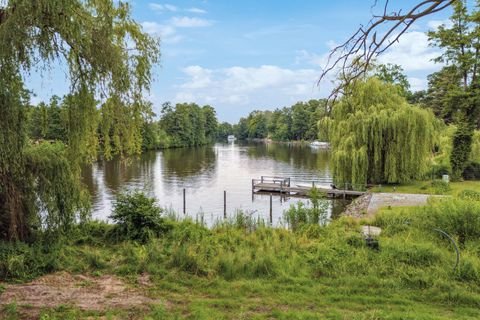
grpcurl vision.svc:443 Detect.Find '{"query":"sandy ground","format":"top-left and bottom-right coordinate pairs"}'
top-left (0, 272), bottom-right (158, 318)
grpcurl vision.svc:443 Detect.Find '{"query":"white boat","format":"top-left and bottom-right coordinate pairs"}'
top-left (310, 141), bottom-right (330, 149)
top-left (227, 135), bottom-right (236, 141)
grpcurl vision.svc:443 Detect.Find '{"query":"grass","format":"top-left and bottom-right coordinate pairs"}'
top-left (2, 199), bottom-right (480, 319)
top-left (370, 179), bottom-right (480, 196)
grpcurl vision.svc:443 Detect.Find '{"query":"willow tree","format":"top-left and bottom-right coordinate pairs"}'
top-left (0, 1), bottom-right (159, 241)
top-left (324, 78), bottom-right (438, 188)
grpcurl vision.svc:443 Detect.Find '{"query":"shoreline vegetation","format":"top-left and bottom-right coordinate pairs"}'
top-left (1, 191), bottom-right (480, 319)
top-left (2, 1), bottom-right (480, 320)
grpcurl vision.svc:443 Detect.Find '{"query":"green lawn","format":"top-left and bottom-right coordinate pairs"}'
top-left (2, 199), bottom-right (480, 319)
top-left (370, 180), bottom-right (480, 196)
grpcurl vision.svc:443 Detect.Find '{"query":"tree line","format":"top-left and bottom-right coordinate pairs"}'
top-left (28, 99), bottom-right (224, 155)
top-left (232, 99), bottom-right (328, 141)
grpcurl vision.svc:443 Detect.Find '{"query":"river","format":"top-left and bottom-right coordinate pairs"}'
top-left (82, 141), bottom-right (348, 226)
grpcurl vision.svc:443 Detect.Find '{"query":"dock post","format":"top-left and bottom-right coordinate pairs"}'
top-left (183, 188), bottom-right (186, 214)
top-left (224, 190), bottom-right (227, 219)
top-left (269, 193), bottom-right (273, 225)
top-left (280, 181), bottom-right (283, 194)
top-left (312, 181), bottom-right (315, 188)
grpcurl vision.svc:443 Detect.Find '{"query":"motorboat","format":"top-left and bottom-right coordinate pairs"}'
top-left (310, 141), bottom-right (330, 149)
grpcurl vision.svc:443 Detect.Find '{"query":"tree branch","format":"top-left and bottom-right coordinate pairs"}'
top-left (319, 0), bottom-right (457, 101)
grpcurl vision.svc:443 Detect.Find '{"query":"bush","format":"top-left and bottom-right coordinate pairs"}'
top-left (459, 189), bottom-right (480, 201)
top-left (109, 191), bottom-right (171, 243)
top-left (283, 189), bottom-right (329, 231)
top-left (0, 241), bottom-right (61, 281)
top-left (462, 161), bottom-right (480, 180)
top-left (430, 180), bottom-right (451, 194)
top-left (428, 163), bottom-right (451, 179)
top-left (420, 199), bottom-right (480, 245)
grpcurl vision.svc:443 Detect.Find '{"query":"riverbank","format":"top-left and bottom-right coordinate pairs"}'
top-left (343, 179), bottom-right (480, 217)
top-left (1, 197), bottom-right (480, 319)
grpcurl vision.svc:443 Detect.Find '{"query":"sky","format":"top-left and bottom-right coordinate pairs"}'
top-left (28, 0), bottom-right (454, 123)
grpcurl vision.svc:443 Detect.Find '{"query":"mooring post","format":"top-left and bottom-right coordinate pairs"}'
top-left (269, 193), bottom-right (273, 225)
top-left (312, 181), bottom-right (315, 188)
top-left (224, 190), bottom-right (227, 219)
top-left (183, 188), bottom-right (186, 214)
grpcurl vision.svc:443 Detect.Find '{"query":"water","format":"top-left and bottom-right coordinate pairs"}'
top-left (82, 141), bottom-right (349, 225)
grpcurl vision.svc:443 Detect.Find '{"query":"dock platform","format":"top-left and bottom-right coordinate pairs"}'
top-left (252, 176), bottom-right (366, 198)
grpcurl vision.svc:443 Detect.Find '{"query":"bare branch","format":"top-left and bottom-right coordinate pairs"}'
top-left (319, 0), bottom-right (457, 102)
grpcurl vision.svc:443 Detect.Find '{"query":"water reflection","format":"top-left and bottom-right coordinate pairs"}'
top-left (246, 142), bottom-right (330, 175)
top-left (82, 142), bottom-right (346, 223)
top-left (161, 146), bottom-right (216, 184)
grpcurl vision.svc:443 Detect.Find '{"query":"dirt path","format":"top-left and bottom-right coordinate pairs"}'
top-left (367, 192), bottom-right (434, 214)
top-left (343, 192), bottom-right (439, 218)
top-left (0, 272), bottom-right (158, 318)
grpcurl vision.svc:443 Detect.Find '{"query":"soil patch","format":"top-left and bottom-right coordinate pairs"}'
top-left (0, 272), bottom-right (158, 317)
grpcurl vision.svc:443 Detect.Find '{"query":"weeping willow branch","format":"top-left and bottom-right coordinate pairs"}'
top-left (319, 0), bottom-right (457, 101)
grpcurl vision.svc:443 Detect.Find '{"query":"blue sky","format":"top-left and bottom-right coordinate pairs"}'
top-left (28, 0), bottom-right (454, 122)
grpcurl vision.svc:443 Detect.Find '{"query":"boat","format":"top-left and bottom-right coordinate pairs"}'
top-left (227, 135), bottom-right (236, 142)
top-left (310, 141), bottom-right (330, 149)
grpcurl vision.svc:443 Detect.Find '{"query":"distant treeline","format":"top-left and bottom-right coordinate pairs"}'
top-left (232, 99), bottom-right (327, 141)
top-left (28, 97), bottom-right (327, 157)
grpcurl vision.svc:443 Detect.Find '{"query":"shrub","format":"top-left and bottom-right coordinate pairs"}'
top-left (283, 189), bottom-right (329, 231)
top-left (462, 161), bottom-right (480, 180)
top-left (420, 199), bottom-right (480, 245)
top-left (109, 191), bottom-right (171, 243)
top-left (0, 241), bottom-right (61, 281)
top-left (458, 189), bottom-right (480, 201)
top-left (430, 180), bottom-right (451, 194)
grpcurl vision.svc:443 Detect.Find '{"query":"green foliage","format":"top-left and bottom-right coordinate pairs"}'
top-left (459, 189), bottom-right (480, 201)
top-left (0, 240), bottom-right (62, 281)
top-left (462, 161), bottom-right (480, 180)
top-left (325, 78), bottom-right (438, 186)
top-left (450, 120), bottom-right (475, 181)
top-left (233, 99), bottom-right (327, 141)
top-left (430, 180), bottom-right (451, 195)
top-left (426, 2), bottom-right (480, 179)
top-left (159, 102), bottom-right (218, 148)
top-left (374, 63), bottom-right (411, 98)
top-left (216, 122), bottom-right (234, 140)
top-left (109, 191), bottom-right (171, 243)
top-left (284, 191), bottom-right (329, 231)
top-left (0, 0), bottom-right (160, 241)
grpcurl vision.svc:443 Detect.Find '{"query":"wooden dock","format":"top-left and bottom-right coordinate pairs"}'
top-left (252, 176), bottom-right (366, 198)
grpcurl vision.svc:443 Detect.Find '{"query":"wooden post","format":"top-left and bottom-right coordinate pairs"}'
top-left (183, 188), bottom-right (186, 214)
top-left (224, 190), bottom-right (227, 219)
top-left (261, 176), bottom-right (264, 183)
top-left (280, 181), bottom-right (283, 193)
top-left (269, 193), bottom-right (273, 225)
top-left (312, 181), bottom-right (315, 188)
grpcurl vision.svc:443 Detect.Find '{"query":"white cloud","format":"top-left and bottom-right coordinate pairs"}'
top-left (378, 31), bottom-right (441, 72)
top-left (149, 3), bottom-right (178, 12)
top-left (408, 77), bottom-right (428, 92)
top-left (141, 22), bottom-right (183, 44)
top-left (173, 65), bottom-right (326, 108)
top-left (171, 16), bottom-right (213, 28)
top-left (181, 66), bottom-right (213, 89)
top-left (187, 7), bottom-right (207, 14)
top-left (427, 19), bottom-right (453, 31)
